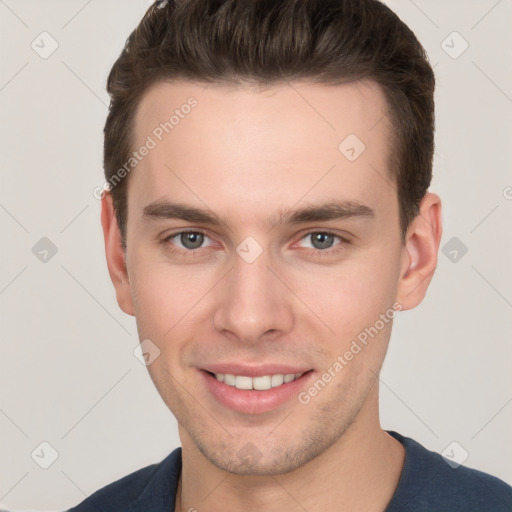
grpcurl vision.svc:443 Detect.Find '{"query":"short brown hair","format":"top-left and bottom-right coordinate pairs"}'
top-left (104, 0), bottom-right (435, 247)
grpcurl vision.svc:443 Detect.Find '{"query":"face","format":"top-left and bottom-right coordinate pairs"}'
top-left (108, 79), bottom-right (421, 475)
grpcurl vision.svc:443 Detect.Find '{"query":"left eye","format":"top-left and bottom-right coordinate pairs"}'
top-left (297, 232), bottom-right (343, 250)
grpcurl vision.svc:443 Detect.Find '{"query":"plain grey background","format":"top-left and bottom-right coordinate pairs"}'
top-left (1, 0), bottom-right (511, 510)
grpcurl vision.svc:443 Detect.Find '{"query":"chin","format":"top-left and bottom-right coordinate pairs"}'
top-left (191, 426), bottom-right (341, 476)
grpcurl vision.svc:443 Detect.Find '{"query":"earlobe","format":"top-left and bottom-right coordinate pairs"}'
top-left (101, 192), bottom-right (135, 316)
top-left (396, 193), bottom-right (443, 311)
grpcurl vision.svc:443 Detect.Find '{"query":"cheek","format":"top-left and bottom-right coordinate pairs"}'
top-left (130, 272), bottom-right (167, 328)
top-left (127, 251), bottom-right (215, 340)
top-left (288, 247), bottom-right (401, 346)
top-left (128, 252), bottom-right (178, 338)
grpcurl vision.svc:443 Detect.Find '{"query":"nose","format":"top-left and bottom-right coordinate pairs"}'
top-left (212, 250), bottom-right (294, 344)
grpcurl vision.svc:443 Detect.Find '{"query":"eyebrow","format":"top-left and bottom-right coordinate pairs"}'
top-left (142, 199), bottom-right (375, 229)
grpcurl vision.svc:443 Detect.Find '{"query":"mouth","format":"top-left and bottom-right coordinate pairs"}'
top-left (200, 367), bottom-right (314, 414)
top-left (206, 371), bottom-right (306, 390)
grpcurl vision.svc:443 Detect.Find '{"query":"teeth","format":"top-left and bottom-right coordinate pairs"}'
top-left (235, 376), bottom-right (253, 390)
top-left (213, 372), bottom-right (303, 390)
top-left (271, 374), bottom-right (284, 387)
top-left (253, 375), bottom-right (271, 390)
top-left (224, 374), bottom-right (236, 386)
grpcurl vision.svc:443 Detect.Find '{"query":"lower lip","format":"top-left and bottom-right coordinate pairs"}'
top-left (201, 370), bottom-right (314, 414)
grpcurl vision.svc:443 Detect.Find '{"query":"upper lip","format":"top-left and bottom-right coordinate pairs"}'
top-left (201, 364), bottom-right (313, 377)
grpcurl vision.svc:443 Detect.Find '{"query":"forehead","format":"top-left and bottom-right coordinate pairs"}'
top-left (134, 79), bottom-right (390, 152)
top-left (129, 79), bottom-right (394, 225)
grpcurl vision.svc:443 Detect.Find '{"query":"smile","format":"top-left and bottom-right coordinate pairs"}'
top-left (201, 369), bottom-right (314, 414)
top-left (211, 372), bottom-right (305, 391)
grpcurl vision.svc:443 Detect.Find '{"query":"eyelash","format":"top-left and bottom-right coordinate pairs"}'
top-left (161, 229), bottom-right (350, 257)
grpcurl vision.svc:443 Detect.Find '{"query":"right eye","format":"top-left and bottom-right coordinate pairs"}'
top-left (163, 230), bottom-right (215, 252)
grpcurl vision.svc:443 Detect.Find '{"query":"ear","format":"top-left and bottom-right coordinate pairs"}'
top-left (101, 192), bottom-right (135, 316)
top-left (396, 193), bottom-right (443, 311)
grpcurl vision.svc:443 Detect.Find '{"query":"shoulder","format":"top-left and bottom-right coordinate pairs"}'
top-left (386, 431), bottom-right (512, 512)
top-left (67, 447), bottom-right (181, 511)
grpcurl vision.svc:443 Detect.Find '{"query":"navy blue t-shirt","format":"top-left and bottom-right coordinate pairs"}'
top-left (68, 431), bottom-right (512, 511)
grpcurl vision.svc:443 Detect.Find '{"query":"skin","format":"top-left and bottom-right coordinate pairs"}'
top-left (101, 79), bottom-right (442, 511)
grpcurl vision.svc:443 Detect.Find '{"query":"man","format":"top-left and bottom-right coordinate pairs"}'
top-left (70, 0), bottom-right (512, 510)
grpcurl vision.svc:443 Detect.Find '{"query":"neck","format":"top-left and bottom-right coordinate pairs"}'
top-left (175, 386), bottom-right (405, 512)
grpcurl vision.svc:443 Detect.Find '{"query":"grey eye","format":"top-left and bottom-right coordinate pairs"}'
top-left (179, 232), bottom-right (205, 250)
top-left (309, 232), bottom-right (336, 250)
